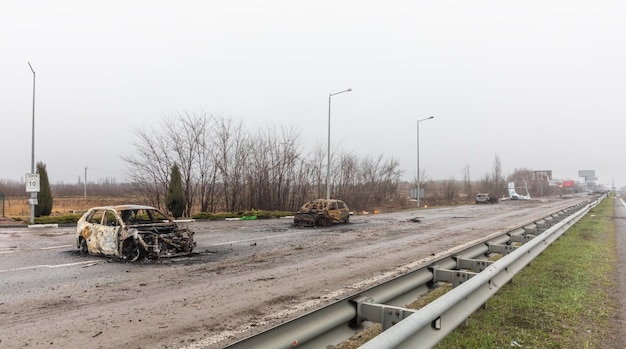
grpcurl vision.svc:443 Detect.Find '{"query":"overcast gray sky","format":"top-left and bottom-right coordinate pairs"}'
top-left (2, 1), bottom-right (624, 188)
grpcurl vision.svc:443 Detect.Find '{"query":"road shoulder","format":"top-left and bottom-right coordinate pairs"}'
top-left (613, 197), bottom-right (626, 344)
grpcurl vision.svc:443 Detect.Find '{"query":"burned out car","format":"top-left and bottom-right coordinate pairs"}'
top-left (293, 199), bottom-right (350, 227)
top-left (76, 205), bottom-right (195, 262)
top-left (475, 193), bottom-right (499, 204)
top-left (475, 193), bottom-right (490, 204)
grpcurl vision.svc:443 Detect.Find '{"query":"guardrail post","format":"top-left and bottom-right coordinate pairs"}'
top-left (353, 296), bottom-right (417, 331)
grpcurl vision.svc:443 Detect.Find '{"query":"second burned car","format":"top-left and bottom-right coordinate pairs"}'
top-left (293, 199), bottom-right (351, 227)
top-left (75, 205), bottom-right (196, 262)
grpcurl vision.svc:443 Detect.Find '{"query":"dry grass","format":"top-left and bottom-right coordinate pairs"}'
top-left (1, 195), bottom-right (145, 219)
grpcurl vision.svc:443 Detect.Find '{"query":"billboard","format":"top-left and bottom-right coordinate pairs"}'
top-left (532, 170), bottom-right (552, 181)
top-left (578, 170), bottom-right (595, 178)
top-left (562, 180), bottom-right (575, 188)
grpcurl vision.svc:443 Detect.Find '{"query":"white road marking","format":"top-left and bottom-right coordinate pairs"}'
top-left (40, 244), bottom-right (73, 250)
top-left (0, 244), bottom-right (73, 254)
top-left (0, 260), bottom-right (100, 273)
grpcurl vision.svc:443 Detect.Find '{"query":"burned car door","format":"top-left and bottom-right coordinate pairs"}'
top-left (94, 209), bottom-right (120, 256)
top-left (336, 200), bottom-right (350, 223)
top-left (327, 200), bottom-right (338, 219)
top-left (79, 209), bottom-right (105, 254)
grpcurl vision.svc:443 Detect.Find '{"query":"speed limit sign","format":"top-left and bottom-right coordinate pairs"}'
top-left (25, 173), bottom-right (40, 193)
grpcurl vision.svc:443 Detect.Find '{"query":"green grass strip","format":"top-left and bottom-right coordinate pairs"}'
top-left (436, 198), bottom-right (618, 348)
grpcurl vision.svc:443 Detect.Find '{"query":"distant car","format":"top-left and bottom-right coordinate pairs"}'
top-left (475, 193), bottom-right (491, 204)
top-left (293, 199), bottom-right (350, 227)
top-left (76, 205), bottom-right (195, 262)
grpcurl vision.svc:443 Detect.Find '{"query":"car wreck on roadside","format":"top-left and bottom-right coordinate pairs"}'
top-left (75, 205), bottom-right (196, 262)
top-left (293, 199), bottom-right (350, 227)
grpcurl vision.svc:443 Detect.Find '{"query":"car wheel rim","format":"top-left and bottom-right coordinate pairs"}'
top-left (123, 241), bottom-right (143, 262)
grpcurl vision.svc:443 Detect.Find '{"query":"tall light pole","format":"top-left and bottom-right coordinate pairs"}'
top-left (28, 62), bottom-right (36, 224)
top-left (327, 88), bottom-right (352, 199)
top-left (416, 116), bottom-right (434, 208)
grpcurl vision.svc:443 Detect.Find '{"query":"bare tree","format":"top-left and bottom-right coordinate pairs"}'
top-left (290, 156), bottom-right (315, 210)
top-left (213, 117), bottom-right (249, 212)
top-left (0, 179), bottom-right (26, 196)
top-left (336, 153), bottom-right (403, 210)
top-left (308, 143), bottom-right (327, 199)
top-left (356, 154), bottom-right (382, 207)
top-left (336, 152), bottom-right (358, 202)
top-left (375, 156), bottom-right (403, 207)
top-left (245, 126), bottom-right (274, 210)
top-left (270, 126), bottom-right (301, 210)
top-left (245, 125), bottom-right (302, 211)
top-left (443, 177), bottom-right (459, 201)
top-left (196, 115), bottom-right (220, 213)
top-left (124, 112), bottom-right (217, 215)
top-left (122, 111), bottom-right (413, 214)
top-left (163, 112), bottom-right (211, 216)
top-left (491, 154), bottom-right (505, 198)
top-left (123, 125), bottom-right (173, 211)
top-left (462, 165), bottom-right (472, 196)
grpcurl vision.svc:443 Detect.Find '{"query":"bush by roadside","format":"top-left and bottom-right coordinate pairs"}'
top-left (192, 210), bottom-right (293, 220)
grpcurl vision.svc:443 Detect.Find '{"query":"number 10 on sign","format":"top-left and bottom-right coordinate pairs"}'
top-left (25, 173), bottom-right (40, 193)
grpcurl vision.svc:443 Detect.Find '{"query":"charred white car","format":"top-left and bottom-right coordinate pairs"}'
top-left (76, 205), bottom-right (195, 262)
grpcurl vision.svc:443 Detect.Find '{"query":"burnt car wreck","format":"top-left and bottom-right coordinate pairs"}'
top-left (76, 205), bottom-right (196, 262)
top-left (293, 199), bottom-right (350, 227)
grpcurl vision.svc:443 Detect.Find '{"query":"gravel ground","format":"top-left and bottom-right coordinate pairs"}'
top-left (0, 196), bottom-right (596, 348)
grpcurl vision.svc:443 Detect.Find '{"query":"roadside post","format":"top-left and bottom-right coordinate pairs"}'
top-left (25, 173), bottom-right (40, 222)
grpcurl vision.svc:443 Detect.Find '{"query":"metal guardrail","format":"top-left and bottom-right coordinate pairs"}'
top-left (224, 198), bottom-right (600, 349)
top-left (360, 196), bottom-right (602, 348)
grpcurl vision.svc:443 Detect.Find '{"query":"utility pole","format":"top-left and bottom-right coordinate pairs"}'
top-left (28, 62), bottom-right (37, 224)
top-left (326, 88), bottom-right (352, 199)
top-left (416, 116), bottom-right (434, 208)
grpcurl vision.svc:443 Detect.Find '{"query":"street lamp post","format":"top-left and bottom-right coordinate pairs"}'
top-left (416, 116), bottom-right (434, 208)
top-left (326, 88), bottom-right (352, 200)
top-left (28, 62), bottom-right (36, 224)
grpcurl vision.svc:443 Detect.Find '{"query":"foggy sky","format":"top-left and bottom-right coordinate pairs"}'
top-left (2, 1), bottom-right (624, 188)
